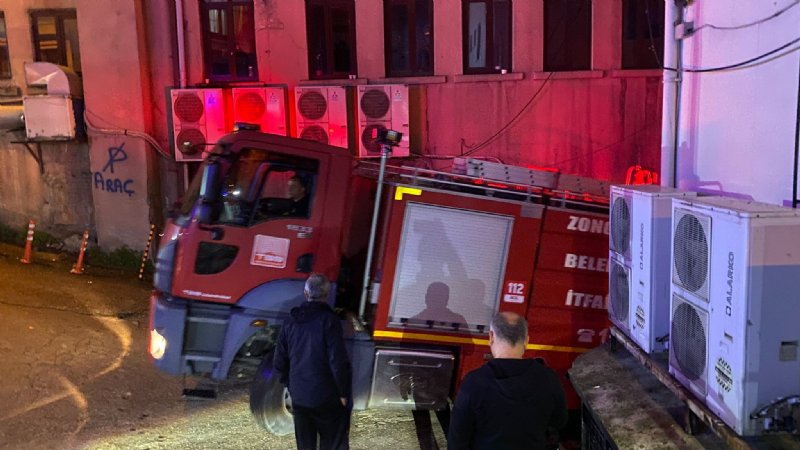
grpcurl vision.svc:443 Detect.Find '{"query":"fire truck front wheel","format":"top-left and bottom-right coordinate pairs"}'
top-left (249, 354), bottom-right (293, 436)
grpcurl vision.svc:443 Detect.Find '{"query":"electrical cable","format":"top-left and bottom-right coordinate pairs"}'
top-left (549, 121), bottom-right (660, 166)
top-left (83, 111), bottom-right (171, 158)
top-left (667, 36), bottom-right (800, 73)
top-left (644, 0), bottom-right (664, 69)
top-left (646, 5), bottom-right (800, 74)
top-left (459, 0), bottom-right (591, 157)
top-left (461, 4), bottom-right (798, 163)
top-left (692, 0), bottom-right (800, 34)
top-left (461, 73), bottom-right (555, 157)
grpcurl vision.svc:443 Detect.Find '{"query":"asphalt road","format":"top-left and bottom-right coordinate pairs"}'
top-left (0, 244), bottom-right (444, 450)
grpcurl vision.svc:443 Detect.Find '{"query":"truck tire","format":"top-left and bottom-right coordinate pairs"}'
top-left (249, 354), bottom-right (294, 436)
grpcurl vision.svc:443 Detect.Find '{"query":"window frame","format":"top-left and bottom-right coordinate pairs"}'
top-left (214, 148), bottom-right (319, 226)
top-left (30, 9), bottom-right (81, 74)
top-left (305, 0), bottom-right (358, 80)
top-left (199, 0), bottom-right (259, 83)
top-left (543, 0), bottom-right (592, 72)
top-left (0, 12), bottom-right (11, 79)
top-left (621, 0), bottom-right (664, 70)
top-left (384, 0), bottom-right (434, 78)
top-left (461, 0), bottom-right (512, 75)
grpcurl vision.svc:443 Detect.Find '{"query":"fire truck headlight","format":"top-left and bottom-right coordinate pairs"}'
top-left (149, 328), bottom-right (167, 360)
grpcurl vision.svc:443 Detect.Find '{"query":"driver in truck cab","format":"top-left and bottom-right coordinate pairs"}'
top-left (285, 175), bottom-right (310, 217)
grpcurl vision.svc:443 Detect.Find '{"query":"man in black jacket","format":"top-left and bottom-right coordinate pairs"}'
top-left (274, 274), bottom-right (352, 450)
top-left (447, 311), bottom-right (568, 450)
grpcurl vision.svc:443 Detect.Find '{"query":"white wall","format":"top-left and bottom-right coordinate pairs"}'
top-left (671, 0), bottom-right (800, 205)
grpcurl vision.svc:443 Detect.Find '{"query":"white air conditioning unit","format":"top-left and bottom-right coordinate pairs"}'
top-left (231, 86), bottom-right (288, 136)
top-left (23, 95), bottom-right (76, 140)
top-left (356, 84), bottom-right (410, 158)
top-left (669, 196), bottom-right (800, 436)
top-left (609, 185), bottom-right (696, 353)
top-left (170, 88), bottom-right (225, 162)
top-left (294, 86), bottom-right (348, 148)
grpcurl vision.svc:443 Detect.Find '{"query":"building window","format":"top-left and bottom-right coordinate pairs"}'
top-left (0, 13), bottom-right (11, 79)
top-left (384, 0), bottom-right (433, 77)
top-left (463, 0), bottom-right (511, 74)
top-left (622, 0), bottom-right (664, 69)
top-left (306, 0), bottom-right (357, 80)
top-left (201, 0), bottom-right (258, 82)
top-left (544, 0), bottom-right (591, 71)
top-left (31, 10), bottom-right (81, 74)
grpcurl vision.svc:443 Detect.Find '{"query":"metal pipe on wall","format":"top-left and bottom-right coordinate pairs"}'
top-left (175, 0), bottom-right (187, 88)
top-left (793, 55), bottom-right (800, 207)
top-left (660, 0), bottom-right (683, 188)
top-left (0, 105), bottom-right (24, 131)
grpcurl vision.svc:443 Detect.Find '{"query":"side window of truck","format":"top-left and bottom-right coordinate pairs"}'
top-left (214, 148), bottom-right (319, 225)
top-left (252, 168), bottom-right (316, 222)
top-left (246, 151), bottom-right (319, 224)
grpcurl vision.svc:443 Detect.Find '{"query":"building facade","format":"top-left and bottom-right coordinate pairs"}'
top-left (0, 0), bottom-right (663, 250)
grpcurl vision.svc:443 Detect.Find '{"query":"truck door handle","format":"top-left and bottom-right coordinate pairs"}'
top-left (198, 224), bottom-right (225, 241)
top-left (296, 253), bottom-right (314, 273)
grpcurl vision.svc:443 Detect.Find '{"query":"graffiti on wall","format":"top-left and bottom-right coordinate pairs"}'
top-left (93, 143), bottom-right (135, 197)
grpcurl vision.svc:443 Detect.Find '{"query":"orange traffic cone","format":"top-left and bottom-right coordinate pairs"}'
top-left (71, 229), bottom-right (90, 274)
top-left (20, 219), bottom-right (36, 264)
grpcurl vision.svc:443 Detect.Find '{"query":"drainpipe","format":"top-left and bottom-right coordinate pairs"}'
top-left (176, 0), bottom-right (187, 88)
top-left (793, 57), bottom-right (800, 207)
top-left (660, 1), bottom-right (683, 188)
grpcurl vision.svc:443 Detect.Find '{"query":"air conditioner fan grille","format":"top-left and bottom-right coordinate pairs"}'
top-left (298, 91), bottom-right (327, 121)
top-left (361, 124), bottom-right (386, 155)
top-left (300, 125), bottom-right (329, 145)
top-left (609, 261), bottom-right (629, 323)
top-left (235, 92), bottom-right (266, 123)
top-left (360, 89), bottom-right (391, 119)
top-left (174, 93), bottom-right (204, 123)
top-left (176, 128), bottom-right (206, 156)
top-left (673, 213), bottom-right (709, 293)
top-left (671, 300), bottom-right (706, 382)
top-left (610, 197), bottom-right (631, 255)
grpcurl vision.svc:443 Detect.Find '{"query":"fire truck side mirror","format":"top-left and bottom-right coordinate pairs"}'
top-left (196, 161), bottom-right (221, 224)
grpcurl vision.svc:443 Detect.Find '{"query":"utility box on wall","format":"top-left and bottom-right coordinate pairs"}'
top-left (23, 95), bottom-right (78, 140)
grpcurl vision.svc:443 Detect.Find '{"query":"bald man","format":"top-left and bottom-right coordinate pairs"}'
top-left (448, 312), bottom-right (567, 450)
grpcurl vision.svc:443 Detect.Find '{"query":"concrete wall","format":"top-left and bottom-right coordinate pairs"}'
top-left (79, 0), bottom-right (156, 249)
top-left (0, 137), bottom-right (93, 235)
top-left (0, 0), bottom-right (161, 250)
top-left (0, 0), bottom-right (664, 250)
top-left (670, 1), bottom-right (800, 204)
top-left (0, 0), bottom-right (95, 239)
top-left (178, 0), bottom-right (661, 182)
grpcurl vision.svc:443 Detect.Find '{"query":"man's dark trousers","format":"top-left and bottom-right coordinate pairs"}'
top-left (293, 399), bottom-right (350, 450)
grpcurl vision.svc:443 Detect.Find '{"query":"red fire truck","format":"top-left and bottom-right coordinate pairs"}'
top-left (148, 130), bottom-right (611, 437)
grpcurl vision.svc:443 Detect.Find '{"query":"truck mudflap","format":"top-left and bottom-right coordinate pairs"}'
top-left (344, 329), bottom-right (375, 411)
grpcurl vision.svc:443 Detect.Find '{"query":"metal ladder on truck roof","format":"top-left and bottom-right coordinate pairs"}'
top-left (355, 157), bottom-right (610, 214)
